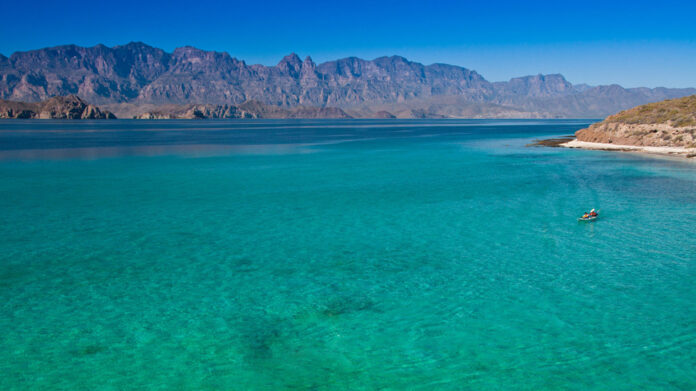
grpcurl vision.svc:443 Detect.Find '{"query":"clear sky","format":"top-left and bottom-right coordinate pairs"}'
top-left (1, 0), bottom-right (694, 88)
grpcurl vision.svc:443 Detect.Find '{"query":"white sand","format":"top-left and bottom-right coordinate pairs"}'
top-left (561, 139), bottom-right (696, 159)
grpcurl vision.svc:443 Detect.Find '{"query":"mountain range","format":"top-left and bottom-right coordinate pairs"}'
top-left (1, 42), bottom-right (694, 119)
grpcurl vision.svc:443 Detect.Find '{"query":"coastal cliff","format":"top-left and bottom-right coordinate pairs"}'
top-left (0, 95), bottom-right (116, 119)
top-left (575, 95), bottom-right (696, 148)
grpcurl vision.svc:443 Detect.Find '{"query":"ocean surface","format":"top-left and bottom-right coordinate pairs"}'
top-left (1, 119), bottom-right (695, 390)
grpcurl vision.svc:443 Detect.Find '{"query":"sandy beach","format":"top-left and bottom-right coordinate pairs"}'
top-left (562, 139), bottom-right (696, 159)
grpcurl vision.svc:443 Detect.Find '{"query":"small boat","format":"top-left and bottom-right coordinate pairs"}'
top-left (578, 216), bottom-right (598, 222)
top-left (578, 208), bottom-right (599, 222)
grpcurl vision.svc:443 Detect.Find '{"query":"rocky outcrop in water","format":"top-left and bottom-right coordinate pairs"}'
top-left (0, 95), bottom-right (116, 119)
top-left (2, 42), bottom-right (695, 118)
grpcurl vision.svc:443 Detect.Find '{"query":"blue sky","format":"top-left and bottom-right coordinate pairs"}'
top-left (1, 0), bottom-right (694, 87)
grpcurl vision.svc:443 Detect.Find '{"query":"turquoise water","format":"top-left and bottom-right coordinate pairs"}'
top-left (1, 119), bottom-right (695, 390)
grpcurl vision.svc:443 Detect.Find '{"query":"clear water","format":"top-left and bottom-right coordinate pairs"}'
top-left (1, 119), bottom-right (695, 390)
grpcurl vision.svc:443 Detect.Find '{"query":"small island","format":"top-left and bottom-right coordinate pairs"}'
top-left (563, 95), bottom-right (696, 158)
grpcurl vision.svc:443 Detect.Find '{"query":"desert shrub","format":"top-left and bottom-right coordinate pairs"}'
top-left (606, 95), bottom-right (696, 125)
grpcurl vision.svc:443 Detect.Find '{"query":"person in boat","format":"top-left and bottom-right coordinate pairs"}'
top-left (589, 209), bottom-right (598, 217)
top-left (582, 212), bottom-right (590, 219)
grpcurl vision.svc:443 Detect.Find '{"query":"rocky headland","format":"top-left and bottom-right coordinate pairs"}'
top-left (0, 95), bottom-right (116, 119)
top-left (564, 95), bottom-right (696, 158)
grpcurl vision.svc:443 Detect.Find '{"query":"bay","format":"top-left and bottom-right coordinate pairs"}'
top-left (1, 119), bottom-right (695, 390)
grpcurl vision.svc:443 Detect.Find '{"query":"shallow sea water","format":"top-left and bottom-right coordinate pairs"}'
top-left (1, 119), bottom-right (695, 390)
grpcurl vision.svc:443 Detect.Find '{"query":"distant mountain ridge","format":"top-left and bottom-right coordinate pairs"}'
top-left (1, 42), bottom-right (694, 118)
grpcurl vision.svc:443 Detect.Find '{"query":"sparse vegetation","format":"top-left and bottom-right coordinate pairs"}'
top-left (575, 95), bottom-right (696, 150)
top-left (605, 95), bottom-right (696, 127)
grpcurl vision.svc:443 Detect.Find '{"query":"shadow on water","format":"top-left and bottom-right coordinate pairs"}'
top-left (0, 266), bottom-right (30, 288)
top-left (236, 291), bottom-right (380, 363)
top-left (317, 295), bottom-right (378, 317)
top-left (236, 314), bottom-right (285, 361)
top-left (71, 344), bottom-right (107, 357)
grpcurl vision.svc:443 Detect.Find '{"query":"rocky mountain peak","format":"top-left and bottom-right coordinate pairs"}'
top-left (497, 73), bottom-right (574, 98)
top-left (376, 55), bottom-right (410, 63)
top-left (303, 56), bottom-right (315, 67)
top-left (169, 46), bottom-right (242, 75)
top-left (172, 46), bottom-right (208, 59)
top-left (276, 53), bottom-right (303, 76)
top-left (316, 56), bottom-right (368, 78)
top-left (300, 56), bottom-right (317, 78)
top-left (116, 41), bottom-right (156, 51)
top-left (278, 53), bottom-right (302, 65)
top-left (171, 46), bottom-right (235, 62)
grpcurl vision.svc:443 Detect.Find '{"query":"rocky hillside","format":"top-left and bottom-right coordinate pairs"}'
top-left (1, 42), bottom-right (694, 118)
top-left (0, 95), bottom-right (115, 119)
top-left (575, 95), bottom-right (696, 147)
top-left (133, 101), bottom-right (351, 119)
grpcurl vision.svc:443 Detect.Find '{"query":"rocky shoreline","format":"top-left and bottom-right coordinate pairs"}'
top-left (527, 135), bottom-right (575, 147)
top-left (532, 135), bottom-right (696, 159)
top-left (561, 139), bottom-right (696, 159)
top-left (575, 122), bottom-right (696, 148)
